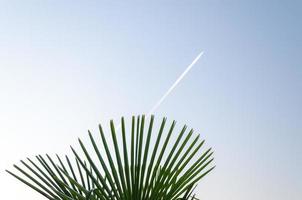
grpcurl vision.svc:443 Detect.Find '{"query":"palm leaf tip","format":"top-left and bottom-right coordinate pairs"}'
top-left (6, 115), bottom-right (215, 200)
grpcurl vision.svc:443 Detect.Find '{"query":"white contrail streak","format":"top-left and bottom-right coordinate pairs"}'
top-left (116, 51), bottom-right (204, 130)
top-left (146, 51), bottom-right (204, 116)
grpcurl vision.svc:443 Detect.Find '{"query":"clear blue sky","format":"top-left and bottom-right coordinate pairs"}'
top-left (0, 1), bottom-right (301, 200)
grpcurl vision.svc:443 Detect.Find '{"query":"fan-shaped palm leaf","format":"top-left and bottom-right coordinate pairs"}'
top-left (6, 115), bottom-right (215, 200)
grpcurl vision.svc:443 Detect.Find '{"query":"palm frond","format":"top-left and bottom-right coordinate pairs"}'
top-left (6, 115), bottom-right (215, 200)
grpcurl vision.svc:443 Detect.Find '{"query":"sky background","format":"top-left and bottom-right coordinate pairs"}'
top-left (0, 1), bottom-right (301, 200)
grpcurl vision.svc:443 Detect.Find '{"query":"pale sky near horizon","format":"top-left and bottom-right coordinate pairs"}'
top-left (0, 1), bottom-right (301, 200)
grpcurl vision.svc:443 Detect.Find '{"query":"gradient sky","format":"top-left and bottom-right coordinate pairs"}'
top-left (0, 1), bottom-right (301, 200)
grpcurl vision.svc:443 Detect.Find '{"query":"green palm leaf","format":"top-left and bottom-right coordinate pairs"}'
top-left (6, 115), bottom-right (215, 200)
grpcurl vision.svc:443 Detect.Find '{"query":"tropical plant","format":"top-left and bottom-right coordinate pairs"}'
top-left (6, 115), bottom-right (214, 200)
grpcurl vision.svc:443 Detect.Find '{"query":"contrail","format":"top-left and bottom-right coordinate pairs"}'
top-left (116, 51), bottom-right (204, 130)
top-left (146, 51), bottom-right (204, 116)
